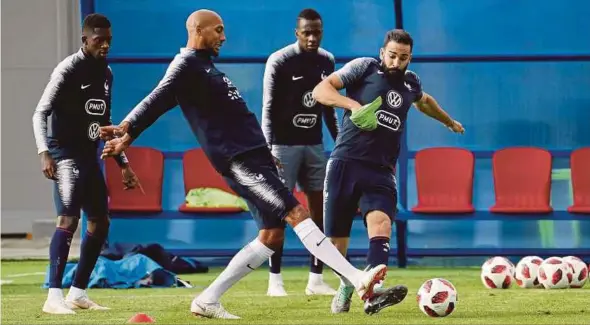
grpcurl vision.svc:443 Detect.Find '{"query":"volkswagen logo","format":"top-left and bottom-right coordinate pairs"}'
top-left (302, 91), bottom-right (317, 108)
top-left (386, 90), bottom-right (403, 109)
top-left (88, 122), bottom-right (100, 140)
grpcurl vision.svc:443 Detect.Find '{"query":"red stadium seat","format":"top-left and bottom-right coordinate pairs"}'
top-left (568, 147), bottom-right (590, 214)
top-left (179, 148), bottom-right (243, 213)
top-left (105, 146), bottom-right (163, 212)
top-left (412, 147), bottom-right (475, 214)
top-left (490, 147), bottom-right (552, 214)
top-left (293, 189), bottom-right (308, 210)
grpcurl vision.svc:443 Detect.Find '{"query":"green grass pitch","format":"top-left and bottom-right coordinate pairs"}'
top-left (1, 260), bottom-right (588, 324)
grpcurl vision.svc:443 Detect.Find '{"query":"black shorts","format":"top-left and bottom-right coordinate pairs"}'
top-left (222, 147), bottom-right (300, 230)
top-left (323, 158), bottom-right (397, 237)
top-left (53, 158), bottom-right (108, 219)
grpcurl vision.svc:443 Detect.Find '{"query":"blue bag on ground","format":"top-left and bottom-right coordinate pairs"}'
top-left (100, 243), bottom-right (208, 274)
top-left (42, 254), bottom-right (179, 289)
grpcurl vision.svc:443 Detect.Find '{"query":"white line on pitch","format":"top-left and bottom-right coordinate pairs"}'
top-left (4, 272), bottom-right (46, 278)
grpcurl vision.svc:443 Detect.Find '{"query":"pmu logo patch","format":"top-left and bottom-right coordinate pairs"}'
top-left (85, 99), bottom-right (106, 115)
top-left (293, 114), bottom-right (318, 128)
top-left (376, 110), bottom-right (401, 131)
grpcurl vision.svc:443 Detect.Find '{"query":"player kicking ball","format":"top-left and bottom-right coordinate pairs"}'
top-left (100, 9), bottom-right (394, 319)
top-left (313, 29), bottom-right (465, 314)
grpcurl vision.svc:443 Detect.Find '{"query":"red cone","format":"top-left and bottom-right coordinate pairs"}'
top-left (127, 313), bottom-right (155, 323)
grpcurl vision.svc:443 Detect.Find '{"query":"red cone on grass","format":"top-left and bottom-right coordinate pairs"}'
top-left (127, 313), bottom-right (155, 323)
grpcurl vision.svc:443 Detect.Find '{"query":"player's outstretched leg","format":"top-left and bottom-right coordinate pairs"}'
top-left (267, 239), bottom-right (287, 297)
top-left (362, 211), bottom-right (407, 315)
top-left (191, 230), bottom-right (278, 319)
top-left (192, 147), bottom-right (383, 319)
top-left (43, 217), bottom-right (76, 315)
top-left (65, 219), bottom-right (110, 311)
top-left (286, 205), bottom-right (387, 301)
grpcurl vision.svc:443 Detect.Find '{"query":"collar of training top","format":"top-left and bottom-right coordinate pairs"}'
top-left (293, 42), bottom-right (302, 54)
top-left (79, 48), bottom-right (108, 68)
top-left (293, 42), bottom-right (317, 56)
top-left (181, 47), bottom-right (213, 59)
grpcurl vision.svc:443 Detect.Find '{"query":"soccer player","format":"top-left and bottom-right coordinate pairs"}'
top-left (32, 14), bottom-right (140, 314)
top-left (100, 9), bottom-right (388, 319)
top-left (312, 29), bottom-right (465, 314)
top-left (261, 8), bottom-right (338, 297)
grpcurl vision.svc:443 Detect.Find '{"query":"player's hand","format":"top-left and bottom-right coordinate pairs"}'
top-left (101, 138), bottom-right (129, 159)
top-left (349, 96), bottom-right (382, 131)
top-left (100, 122), bottom-right (130, 140)
top-left (447, 120), bottom-right (465, 134)
top-left (99, 126), bottom-right (124, 140)
top-left (40, 151), bottom-right (57, 180)
top-left (121, 166), bottom-right (145, 193)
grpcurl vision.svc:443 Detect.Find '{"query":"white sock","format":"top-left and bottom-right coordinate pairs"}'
top-left (67, 286), bottom-right (85, 299)
top-left (48, 288), bottom-right (63, 300)
top-left (269, 272), bottom-right (284, 286)
top-left (197, 238), bottom-right (274, 304)
top-left (308, 272), bottom-right (324, 285)
top-left (293, 219), bottom-right (362, 288)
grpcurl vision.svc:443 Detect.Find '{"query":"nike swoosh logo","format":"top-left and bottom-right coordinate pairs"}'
top-left (292, 76), bottom-right (303, 80)
top-left (246, 264), bottom-right (255, 270)
top-left (316, 237), bottom-right (327, 246)
top-left (81, 84), bottom-right (91, 89)
top-left (205, 68), bottom-right (211, 73)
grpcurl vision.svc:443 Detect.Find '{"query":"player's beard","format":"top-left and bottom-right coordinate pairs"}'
top-left (381, 62), bottom-right (406, 82)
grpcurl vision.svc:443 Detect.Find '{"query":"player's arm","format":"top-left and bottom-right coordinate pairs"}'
top-left (414, 92), bottom-right (464, 133)
top-left (110, 140), bottom-right (129, 167)
top-left (313, 58), bottom-right (375, 111)
top-left (32, 66), bottom-right (69, 179)
top-left (105, 58), bottom-right (187, 151)
top-left (322, 58), bottom-right (339, 140)
top-left (261, 53), bottom-right (280, 149)
top-left (312, 74), bottom-right (361, 111)
top-left (107, 121), bottom-right (130, 168)
top-left (107, 108), bottom-right (144, 191)
top-left (105, 72), bottom-right (130, 168)
top-left (314, 58), bottom-right (382, 131)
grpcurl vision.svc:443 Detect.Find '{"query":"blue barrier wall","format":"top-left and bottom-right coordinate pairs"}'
top-left (403, 0), bottom-right (590, 56)
top-left (85, 0), bottom-right (590, 260)
top-left (407, 62), bottom-right (590, 151)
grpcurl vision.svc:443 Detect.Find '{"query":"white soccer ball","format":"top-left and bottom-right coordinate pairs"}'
top-left (481, 256), bottom-right (515, 289)
top-left (562, 256), bottom-right (588, 288)
top-left (417, 278), bottom-right (458, 317)
top-left (538, 256), bottom-right (572, 289)
top-left (514, 256), bottom-right (544, 288)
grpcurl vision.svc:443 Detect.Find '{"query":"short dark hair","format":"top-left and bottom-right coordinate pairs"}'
top-left (383, 29), bottom-right (413, 50)
top-left (82, 13), bottom-right (111, 32)
top-left (297, 8), bottom-right (322, 23)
